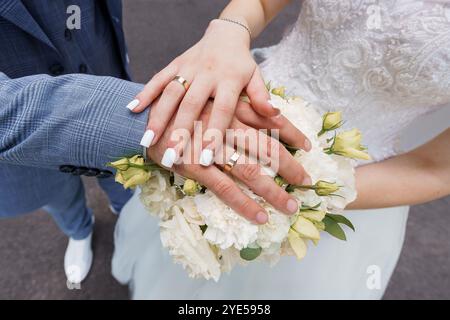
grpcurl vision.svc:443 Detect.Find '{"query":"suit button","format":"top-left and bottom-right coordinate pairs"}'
top-left (79, 64), bottom-right (88, 73)
top-left (97, 170), bottom-right (113, 178)
top-left (49, 63), bottom-right (64, 76)
top-left (59, 165), bottom-right (75, 173)
top-left (84, 168), bottom-right (100, 177)
top-left (64, 29), bottom-right (72, 41)
top-left (72, 167), bottom-right (88, 176)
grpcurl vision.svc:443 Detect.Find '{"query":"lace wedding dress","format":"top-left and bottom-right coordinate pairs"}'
top-left (112, 0), bottom-right (450, 299)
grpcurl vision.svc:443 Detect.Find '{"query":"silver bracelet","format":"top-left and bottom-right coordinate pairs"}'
top-left (216, 18), bottom-right (252, 38)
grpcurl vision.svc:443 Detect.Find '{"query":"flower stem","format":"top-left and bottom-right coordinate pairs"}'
top-left (318, 129), bottom-right (326, 137)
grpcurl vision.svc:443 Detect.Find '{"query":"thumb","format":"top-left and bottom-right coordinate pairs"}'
top-left (245, 67), bottom-right (280, 117)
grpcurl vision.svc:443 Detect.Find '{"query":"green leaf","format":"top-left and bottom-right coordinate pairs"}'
top-left (200, 225), bottom-right (208, 234)
top-left (300, 202), bottom-right (321, 211)
top-left (326, 213), bottom-right (355, 231)
top-left (240, 246), bottom-right (262, 261)
top-left (323, 216), bottom-right (346, 241)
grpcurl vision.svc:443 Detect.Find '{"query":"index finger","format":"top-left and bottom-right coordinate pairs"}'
top-left (234, 101), bottom-right (311, 151)
top-left (199, 83), bottom-right (242, 167)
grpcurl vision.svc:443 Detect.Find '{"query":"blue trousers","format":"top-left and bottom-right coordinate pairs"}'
top-left (43, 176), bottom-right (132, 240)
top-left (0, 164), bottom-right (132, 240)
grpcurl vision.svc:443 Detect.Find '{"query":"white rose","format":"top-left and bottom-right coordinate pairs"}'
top-left (256, 211), bottom-right (290, 249)
top-left (140, 171), bottom-right (179, 220)
top-left (194, 191), bottom-right (258, 250)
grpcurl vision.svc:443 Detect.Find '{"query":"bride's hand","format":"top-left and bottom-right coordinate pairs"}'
top-left (131, 19), bottom-right (305, 166)
top-left (146, 99), bottom-right (311, 224)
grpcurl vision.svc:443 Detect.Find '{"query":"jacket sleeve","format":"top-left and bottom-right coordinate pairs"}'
top-left (0, 72), bottom-right (147, 170)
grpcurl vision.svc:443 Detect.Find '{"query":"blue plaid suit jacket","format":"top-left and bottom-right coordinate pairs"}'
top-left (0, 0), bottom-right (148, 215)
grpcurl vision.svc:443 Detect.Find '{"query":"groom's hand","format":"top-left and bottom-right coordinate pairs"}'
top-left (146, 99), bottom-right (310, 224)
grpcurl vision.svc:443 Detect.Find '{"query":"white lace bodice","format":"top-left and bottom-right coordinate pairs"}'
top-left (257, 0), bottom-right (450, 161)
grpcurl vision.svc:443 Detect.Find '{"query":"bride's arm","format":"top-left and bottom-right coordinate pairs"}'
top-left (347, 128), bottom-right (450, 209)
top-left (220, 0), bottom-right (293, 37)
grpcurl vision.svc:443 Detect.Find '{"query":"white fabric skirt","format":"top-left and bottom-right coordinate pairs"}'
top-left (112, 189), bottom-right (409, 300)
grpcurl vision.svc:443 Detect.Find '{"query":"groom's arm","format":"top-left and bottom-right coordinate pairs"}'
top-left (0, 72), bottom-right (147, 170)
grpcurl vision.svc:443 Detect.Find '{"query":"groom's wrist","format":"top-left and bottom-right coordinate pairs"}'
top-left (92, 77), bottom-right (149, 169)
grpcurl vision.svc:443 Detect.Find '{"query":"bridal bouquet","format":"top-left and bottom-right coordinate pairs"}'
top-left (109, 86), bottom-right (370, 281)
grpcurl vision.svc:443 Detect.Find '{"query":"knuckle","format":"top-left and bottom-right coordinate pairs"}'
top-left (170, 57), bottom-right (182, 68)
top-left (215, 103), bottom-right (233, 117)
top-left (240, 164), bottom-right (260, 182)
top-left (182, 94), bottom-right (200, 109)
top-left (271, 115), bottom-right (285, 128)
top-left (212, 179), bottom-right (235, 197)
top-left (151, 71), bottom-right (164, 83)
top-left (226, 85), bottom-right (241, 97)
top-left (238, 198), bottom-right (258, 218)
top-left (289, 166), bottom-right (305, 185)
top-left (148, 121), bottom-right (164, 136)
top-left (164, 82), bottom-right (182, 97)
top-left (273, 188), bottom-right (289, 206)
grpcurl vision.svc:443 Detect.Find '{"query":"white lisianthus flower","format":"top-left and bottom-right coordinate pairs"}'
top-left (194, 191), bottom-right (258, 250)
top-left (140, 171), bottom-right (178, 220)
top-left (160, 206), bottom-right (221, 281)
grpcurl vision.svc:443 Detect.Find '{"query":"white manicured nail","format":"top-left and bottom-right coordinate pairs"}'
top-left (126, 99), bottom-right (140, 110)
top-left (199, 149), bottom-right (214, 166)
top-left (161, 148), bottom-right (177, 168)
top-left (140, 130), bottom-right (155, 147)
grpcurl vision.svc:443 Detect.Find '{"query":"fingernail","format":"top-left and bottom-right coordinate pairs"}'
top-left (267, 100), bottom-right (275, 108)
top-left (304, 138), bottom-right (312, 151)
top-left (256, 211), bottom-right (268, 224)
top-left (302, 176), bottom-right (312, 186)
top-left (199, 149), bottom-right (214, 166)
top-left (161, 148), bottom-right (177, 168)
top-left (126, 99), bottom-right (140, 111)
top-left (287, 199), bottom-right (298, 214)
top-left (140, 130), bottom-right (155, 148)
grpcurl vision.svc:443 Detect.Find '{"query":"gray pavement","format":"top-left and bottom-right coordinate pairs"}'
top-left (0, 0), bottom-right (448, 300)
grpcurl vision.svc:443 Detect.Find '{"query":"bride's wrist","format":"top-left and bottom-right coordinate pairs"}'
top-left (207, 18), bottom-right (252, 46)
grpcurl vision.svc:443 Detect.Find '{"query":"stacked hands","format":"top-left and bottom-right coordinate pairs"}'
top-left (126, 19), bottom-right (312, 225)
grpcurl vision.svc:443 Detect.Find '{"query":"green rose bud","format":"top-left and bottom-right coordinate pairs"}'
top-left (108, 158), bottom-right (131, 171)
top-left (271, 86), bottom-right (286, 98)
top-left (314, 180), bottom-right (340, 196)
top-left (291, 216), bottom-right (320, 240)
top-left (274, 175), bottom-right (286, 187)
top-left (109, 155), bottom-right (151, 189)
top-left (324, 111), bottom-right (342, 129)
top-left (300, 209), bottom-right (326, 222)
top-left (183, 179), bottom-right (201, 196)
top-left (329, 129), bottom-right (371, 160)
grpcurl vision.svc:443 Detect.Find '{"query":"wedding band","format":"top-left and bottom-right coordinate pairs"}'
top-left (172, 75), bottom-right (189, 91)
top-left (224, 151), bottom-right (241, 172)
